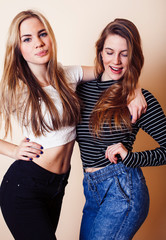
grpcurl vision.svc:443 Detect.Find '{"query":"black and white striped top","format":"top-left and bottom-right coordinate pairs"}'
top-left (76, 79), bottom-right (166, 169)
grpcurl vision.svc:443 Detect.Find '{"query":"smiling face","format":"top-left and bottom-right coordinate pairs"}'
top-left (101, 34), bottom-right (128, 81)
top-left (19, 17), bottom-right (52, 69)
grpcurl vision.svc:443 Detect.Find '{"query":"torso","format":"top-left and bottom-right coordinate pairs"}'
top-left (21, 65), bottom-right (83, 174)
top-left (76, 79), bottom-right (128, 170)
top-left (77, 79), bottom-right (166, 170)
top-left (33, 140), bottom-right (75, 174)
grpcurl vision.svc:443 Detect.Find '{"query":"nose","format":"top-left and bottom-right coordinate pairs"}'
top-left (35, 37), bottom-right (44, 48)
top-left (113, 54), bottom-right (121, 65)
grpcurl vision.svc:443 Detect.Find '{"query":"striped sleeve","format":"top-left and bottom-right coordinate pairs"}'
top-left (123, 89), bottom-right (166, 167)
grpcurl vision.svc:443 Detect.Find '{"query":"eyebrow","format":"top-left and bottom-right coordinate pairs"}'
top-left (105, 47), bottom-right (127, 52)
top-left (21, 29), bottom-right (46, 39)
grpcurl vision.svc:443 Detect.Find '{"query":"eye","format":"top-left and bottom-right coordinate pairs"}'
top-left (40, 32), bottom-right (48, 38)
top-left (121, 53), bottom-right (128, 57)
top-left (106, 52), bottom-right (113, 55)
top-left (23, 38), bottom-right (31, 43)
top-left (121, 51), bottom-right (128, 57)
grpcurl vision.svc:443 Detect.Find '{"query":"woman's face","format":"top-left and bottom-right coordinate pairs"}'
top-left (19, 17), bottom-right (52, 69)
top-left (101, 34), bottom-right (128, 81)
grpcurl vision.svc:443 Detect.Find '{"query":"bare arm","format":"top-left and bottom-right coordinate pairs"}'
top-left (81, 66), bottom-right (95, 81)
top-left (0, 138), bottom-right (43, 161)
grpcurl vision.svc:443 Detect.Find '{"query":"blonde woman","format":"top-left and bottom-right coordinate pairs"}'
top-left (0, 10), bottom-right (146, 240)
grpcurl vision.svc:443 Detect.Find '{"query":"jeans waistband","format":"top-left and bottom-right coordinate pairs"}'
top-left (6, 160), bottom-right (70, 183)
top-left (83, 163), bottom-right (130, 184)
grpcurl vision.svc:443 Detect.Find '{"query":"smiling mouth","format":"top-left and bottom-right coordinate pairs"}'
top-left (110, 66), bottom-right (123, 74)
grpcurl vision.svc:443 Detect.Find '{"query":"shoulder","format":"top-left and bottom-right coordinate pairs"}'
top-left (141, 88), bottom-right (165, 116)
top-left (142, 88), bottom-right (160, 105)
top-left (58, 62), bottom-right (83, 84)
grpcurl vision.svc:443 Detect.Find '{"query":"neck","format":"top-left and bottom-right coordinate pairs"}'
top-left (28, 63), bottom-right (50, 87)
top-left (101, 72), bottom-right (113, 82)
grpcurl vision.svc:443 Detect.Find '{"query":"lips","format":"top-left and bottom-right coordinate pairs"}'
top-left (36, 50), bottom-right (48, 57)
top-left (110, 66), bottom-right (123, 74)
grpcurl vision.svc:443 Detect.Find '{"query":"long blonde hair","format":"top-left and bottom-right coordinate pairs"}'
top-left (90, 18), bottom-right (144, 135)
top-left (0, 10), bottom-right (80, 137)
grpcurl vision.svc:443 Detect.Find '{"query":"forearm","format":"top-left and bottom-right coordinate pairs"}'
top-left (0, 139), bottom-right (18, 159)
top-left (123, 146), bottom-right (166, 167)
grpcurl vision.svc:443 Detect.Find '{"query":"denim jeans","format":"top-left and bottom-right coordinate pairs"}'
top-left (0, 160), bottom-right (70, 240)
top-left (80, 163), bottom-right (149, 240)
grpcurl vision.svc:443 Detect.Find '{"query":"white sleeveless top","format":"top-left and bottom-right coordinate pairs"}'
top-left (22, 65), bottom-right (83, 149)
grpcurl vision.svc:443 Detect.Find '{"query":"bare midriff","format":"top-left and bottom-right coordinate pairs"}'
top-left (84, 167), bottom-right (104, 173)
top-left (33, 140), bottom-right (75, 174)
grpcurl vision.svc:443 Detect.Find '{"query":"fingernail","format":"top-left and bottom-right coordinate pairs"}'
top-left (131, 115), bottom-right (133, 120)
top-left (29, 158), bottom-right (33, 161)
top-left (36, 155), bottom-right (40, 158)
top-left (41, 146), bottom-right (44, 149)
top-left (40, 151), bottom-right (43, 154)
top-left (26, 138), bottom-right (30, 140)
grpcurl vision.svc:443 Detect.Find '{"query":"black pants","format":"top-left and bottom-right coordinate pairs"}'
top-left (0, 160), bottom-right (70, 240)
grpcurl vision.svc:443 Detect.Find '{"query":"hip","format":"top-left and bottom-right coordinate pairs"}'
top-left (83, 163), bottom-right (149, 205)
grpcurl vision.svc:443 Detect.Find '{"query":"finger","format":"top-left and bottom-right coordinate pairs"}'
top-left (21, 151), bottom-right (41, 158)
top-left (21, 141), bottom-right (43, 150)
top-left (25, 147), bottom-right (43, 155)
top-left (107, 144), bottom-right (119, 153)
top-left (142, 99), bottom-right (147, 110)
top-left (109, 156), bottom-right (118, 164)
top-left (21, 137), bottom-right (30, 143)
top-left (107, 149), bottom-right (118, 162)
top-left (131, 108), bottom-right (138, 123)
top-left (19, 148), bottom-right (43, 159)
top-left (142, 106), bottom-right (147, 114)
top-left (128, 105), bottom-right (132, 118)
top-left (28, 141), bottom-right (43, 150)
top-left (19, 155), bottom-right (33, 161)
top-left (21, 137), bottom-right (43, 150)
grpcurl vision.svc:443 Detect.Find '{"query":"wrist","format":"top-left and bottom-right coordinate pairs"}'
top-left (121, 151), bottom-right (128, 160)
top-left (11, 144), bottom-right (19, 159)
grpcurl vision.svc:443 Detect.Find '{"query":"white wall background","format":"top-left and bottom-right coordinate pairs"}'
top-left (0, 0), bottom-right (166, 239)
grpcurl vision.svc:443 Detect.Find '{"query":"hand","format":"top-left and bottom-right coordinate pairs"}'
top-left (105, 143), bottom-right (128, 164)
top-left (13, 137), bottom-right (44, 161)
top-left (128, 87), bottom-right (147, 123)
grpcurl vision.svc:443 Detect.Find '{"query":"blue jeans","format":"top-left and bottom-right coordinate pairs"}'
top-left (0, 160), bottom-right (70, 240)
top-left (80, 163), bottom-right (149, 240)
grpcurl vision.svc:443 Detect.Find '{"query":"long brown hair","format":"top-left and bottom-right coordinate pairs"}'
top-left (0, 10), bottom-right (80, 137)
top-left (90, 18), bottom-right (144, 136)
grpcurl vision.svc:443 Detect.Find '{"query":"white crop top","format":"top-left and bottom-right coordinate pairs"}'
top-left (22, 65), bottom-right (83, 149)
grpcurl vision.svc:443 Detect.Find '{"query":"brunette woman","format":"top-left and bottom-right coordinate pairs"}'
top-left (76, 18), bottom-right (166, 240)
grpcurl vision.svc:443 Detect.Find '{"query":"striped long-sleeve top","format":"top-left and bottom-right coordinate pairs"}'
top-left (76, 78), bottom-right (166, 169)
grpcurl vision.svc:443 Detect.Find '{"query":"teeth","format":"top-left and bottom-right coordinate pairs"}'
top-left (111, 66), bottom-right (122, 71)
top-left (112, 67), bottom-right (118, 71)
